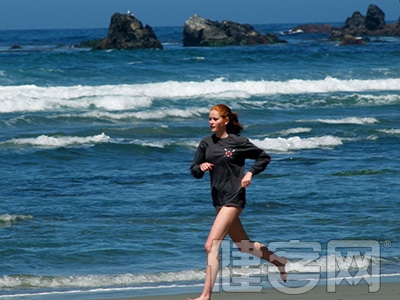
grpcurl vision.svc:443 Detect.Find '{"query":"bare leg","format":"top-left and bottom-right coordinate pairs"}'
top-left (228, 217), bottom-right (287, 282)
top-left (188, 206), bottom-right (242, 300)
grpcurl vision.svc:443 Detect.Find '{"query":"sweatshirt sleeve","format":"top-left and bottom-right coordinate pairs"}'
top-left (243, 138), bottom-right (271, 175)
top-left (190, 139), bottom-right (207, 179)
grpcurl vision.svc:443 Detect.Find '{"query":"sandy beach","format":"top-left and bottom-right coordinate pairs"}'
top-left (101, 282), bottom-right (400, 300)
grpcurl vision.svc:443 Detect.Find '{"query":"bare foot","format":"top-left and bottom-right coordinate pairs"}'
top-left (274, 256), bottom-right (288, 282)
top-left (187, 296), bottom-right (209, 300)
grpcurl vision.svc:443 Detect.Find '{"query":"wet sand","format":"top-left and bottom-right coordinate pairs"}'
top-left (100, 281), bottom-right (400, 300)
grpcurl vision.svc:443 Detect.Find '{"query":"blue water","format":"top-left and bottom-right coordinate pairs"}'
top-left (0, 24), bottom-right (399, 299)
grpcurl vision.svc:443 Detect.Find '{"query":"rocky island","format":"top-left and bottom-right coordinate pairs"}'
top-left (291, 4), bottom-right (400, 45)
top-left (78, 13), bottom-right (163, 50)
top-left (182, 14), bottom-right (286, 47)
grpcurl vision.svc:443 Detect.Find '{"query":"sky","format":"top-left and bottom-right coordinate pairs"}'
top-left (0, 0), bottom-right (399, 30)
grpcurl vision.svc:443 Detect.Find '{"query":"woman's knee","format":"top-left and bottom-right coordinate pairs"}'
top-left (253, 241), bottom-right (265, 249)
top-left (204, 240), bottom-right (220, 254)
top-left (204, 242), bottom-right (211, 253)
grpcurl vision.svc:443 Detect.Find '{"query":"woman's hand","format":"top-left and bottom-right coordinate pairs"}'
top-left (200, 162), bottom-right (214, 172)
top-left (241, 172), bottom-right (253, 188)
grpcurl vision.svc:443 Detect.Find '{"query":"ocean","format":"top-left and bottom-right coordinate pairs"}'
top-left (0, 23), bottom-right (399, 299)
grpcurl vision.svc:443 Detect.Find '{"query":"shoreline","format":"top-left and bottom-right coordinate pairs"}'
top-left (98, 281), bottom-right (400, 300)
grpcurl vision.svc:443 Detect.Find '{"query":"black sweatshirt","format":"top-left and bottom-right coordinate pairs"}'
top-left (190, 134), bottom-right (271, 207)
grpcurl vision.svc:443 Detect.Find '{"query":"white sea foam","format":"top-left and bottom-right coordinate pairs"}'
top-left (183, 56), bottom-right (205, 61)
top-left (108, 107), bottom-right (207, 120)
top-left (378, 128), bottom-right (400, 135)
top-left (184, 135), bottom-right (344, 152)
top-left (0, 270), bottom-right (205, 290)
top-left (132, 139), bottom-right (170, 148)
top-left (6, 133), bottom-right (110, 148)
top-left (0, 84), bottom-right (152, 113)
top-left (0, 254), bottom-right (391, 294)
top-left (3, 133), bottom-right (345, 152)
top-left (0, 214), bottom-right (33, 225)
top-left (278, 127), bottom-right (312, 136)
top-left (315, 117), bottom-right (379, 124)
top-left (1, 77), bottom-right (400, 113)
top-left (63, 107), bottom-right (208, 120)
top-left (251, 135), bottom-right (343, 152)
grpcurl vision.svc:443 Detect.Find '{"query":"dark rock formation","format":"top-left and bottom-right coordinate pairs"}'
top-left (183, 14), bottom-right (286, 47)
top-left (365, 4), bottom-right (386, 30)
top-left (328, 30), bottom-right (370, 43)
top-left (343, 11), bottom-right (366, 33)
top-left (327, 31), bottom-right (345, 42)
top-left (291, 24), bottom-right (336, 34)
top-left (342, 4), bottom-right (388, 35)
top-left (339, 35), bottom-right (367, 46)
top-left (291, 4), bottom-right (400, 45)
top-left (339, 4), bottom-right (399, 38)
top-left (79, 13), bottom-right (163, 50)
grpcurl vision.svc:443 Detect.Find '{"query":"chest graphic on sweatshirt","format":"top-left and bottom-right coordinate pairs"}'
top-left (224, 148), bottom-right (235, 158)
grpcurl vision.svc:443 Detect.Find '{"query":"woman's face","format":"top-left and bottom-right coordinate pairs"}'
top-left (209, 110), bottom-right (228, 136)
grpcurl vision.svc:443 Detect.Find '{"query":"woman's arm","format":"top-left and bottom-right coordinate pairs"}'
top-left (190, 139), bottom-right (208, 179)
top-left (244, 139), bottom-right (271, 176)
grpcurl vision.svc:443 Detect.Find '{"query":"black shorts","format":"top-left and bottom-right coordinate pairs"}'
top-left (212, 187), bottom-right (246, 209)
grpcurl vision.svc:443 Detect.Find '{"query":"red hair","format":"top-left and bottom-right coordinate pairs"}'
top-left (210, 104), bottom-right (243, 134)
